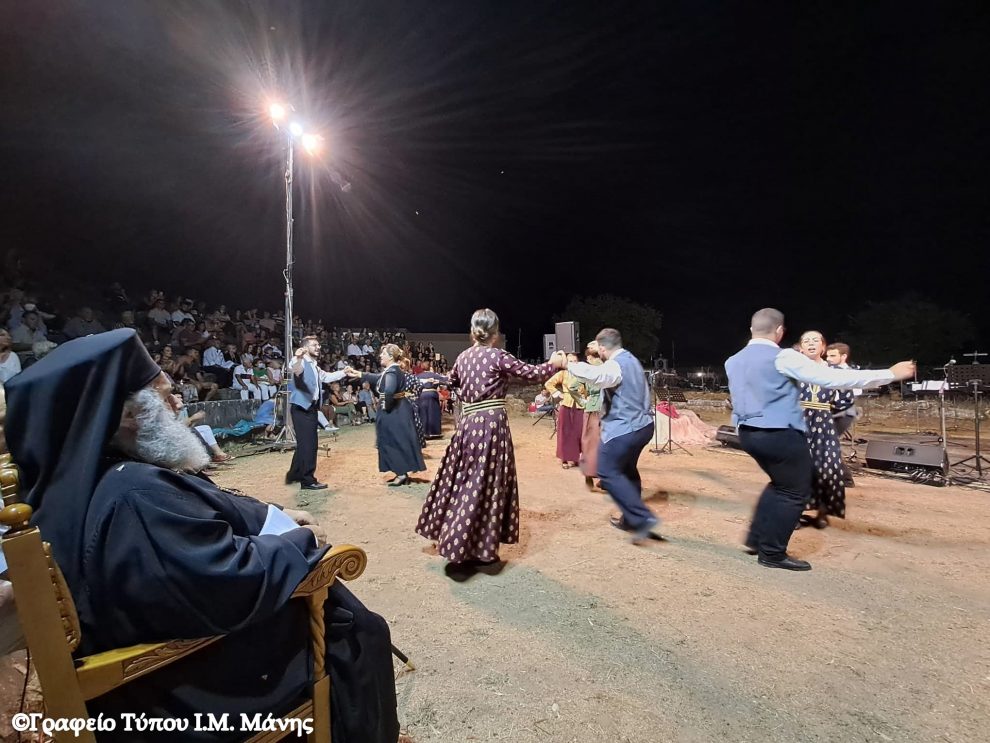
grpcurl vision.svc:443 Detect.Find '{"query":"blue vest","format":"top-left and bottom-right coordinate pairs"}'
top-left (724, 342), bottom-right (805, 431)
top-left (288, 360), bottom-right (321, 409)
top-left (601, 349), bottom-right (653, 443)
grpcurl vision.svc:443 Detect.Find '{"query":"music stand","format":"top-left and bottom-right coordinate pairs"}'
top-left (650, 383), bottom-right (692, 456)
top-left (532, 401), bottom-right (558, 439)
top-left (269, 375), bottom-right (296, 450)
top-left (946, 363), bottom-right (990, 477)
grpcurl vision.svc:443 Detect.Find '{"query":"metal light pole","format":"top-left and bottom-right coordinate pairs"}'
top-left (266, 102), bottom-right (329, 448)
top-left (277, 128), bottom-right (297, 445)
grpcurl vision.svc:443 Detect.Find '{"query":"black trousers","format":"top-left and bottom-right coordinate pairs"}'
top-left (739, 426), bottom-right (811, 560)
top-left (287, 403), bottom-right (319, 485)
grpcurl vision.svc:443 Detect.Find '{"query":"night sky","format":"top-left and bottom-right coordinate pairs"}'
top-left (1, 1), bottom-right (987, 365)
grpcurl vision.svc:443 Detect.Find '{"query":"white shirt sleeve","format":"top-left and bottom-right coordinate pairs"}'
top-left (775, 348), bottom-right (895, 389)
top-left (318, 368), bottom-right (348, 384)
top-left (567, 359), bottom-right (623, 390)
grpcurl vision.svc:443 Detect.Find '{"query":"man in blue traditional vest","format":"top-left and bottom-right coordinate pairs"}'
top-left (567, 328), bottom-right (660, 544)
top-left (286, 335), bottom-right (349, 490)
top-left (725, 308), bottom-right (915, 571)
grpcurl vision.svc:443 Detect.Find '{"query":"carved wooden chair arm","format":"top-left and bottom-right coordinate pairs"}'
top-left (75, 637), bottom-right (222, 701)
top-left (291, 544), bottom-right (367, 598)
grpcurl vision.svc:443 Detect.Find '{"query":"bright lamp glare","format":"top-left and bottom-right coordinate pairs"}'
top-left (269, 103), bottom-right (287, 121)
top-left (289, 122), bottom-right (304, 137)
top-left (301, 133), bottom-right (323, 155)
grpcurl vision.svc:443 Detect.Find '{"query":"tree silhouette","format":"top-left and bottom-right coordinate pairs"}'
top-left (555, 294), bottom-right (662, 360)
top-left (841, 295), bottom-right (975, 367)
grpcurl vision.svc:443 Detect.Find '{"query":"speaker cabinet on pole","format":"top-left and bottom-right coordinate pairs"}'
top-left (865, 440), bottom-right (947, 475)
top-left (554, 321), bottom-right (580, 354)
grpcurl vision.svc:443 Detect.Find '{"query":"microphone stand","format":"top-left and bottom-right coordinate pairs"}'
top-left (938, 362), bottom-right (951, 483)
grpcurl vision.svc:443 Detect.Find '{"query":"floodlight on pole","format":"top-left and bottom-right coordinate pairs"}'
top-left (264, 97), bottom-right (336, 448)
top-left (301, 133), bottom-right (323, 156)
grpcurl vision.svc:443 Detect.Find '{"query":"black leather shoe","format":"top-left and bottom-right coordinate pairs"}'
top-left (609, 515), bottom-right (633, 532)
top-left (630, 517), bottom-right (661, 545)
top-left (758, 555), bottom-right (811, 571)
top-left (301, 482), bottom-right (328, 490)
top-left (387, 474), bottom-right (410, 487)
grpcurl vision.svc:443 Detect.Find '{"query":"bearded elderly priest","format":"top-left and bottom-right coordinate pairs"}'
top-left (3, 329), bottom-right (399, 742)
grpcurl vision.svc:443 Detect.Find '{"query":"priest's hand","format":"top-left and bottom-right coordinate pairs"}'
top-left (283, 508), bottom-right (315, 525)
top-left (284, 508), bottom-right (327, 544)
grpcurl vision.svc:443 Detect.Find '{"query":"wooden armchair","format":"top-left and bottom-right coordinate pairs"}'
top-left (0, 452), bottom-right (366, 743)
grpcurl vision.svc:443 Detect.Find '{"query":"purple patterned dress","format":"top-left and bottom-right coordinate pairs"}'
top-left (415, 346), bottom-right (555, 563)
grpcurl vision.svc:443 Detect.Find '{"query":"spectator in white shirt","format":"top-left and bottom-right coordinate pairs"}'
top-left (346, 339), bottom-right (363, 358)
top-left (202, 339), bottom-right (235, 388)
top-left (231, 354), bottom-right (269, 401)
top-left (147, 299), bottom-right (171, 329)
top-left (171, 300), bottom-right (195, 326)
top-left (361, 341), bottom-right (375, 356)
top-left (10, 311), bottom-right (48, 350)
top-left (0, 329), bottom-right (21, 383)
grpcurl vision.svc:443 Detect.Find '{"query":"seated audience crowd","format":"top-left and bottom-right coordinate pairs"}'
top-left (0, 283), bottom-right (457, 443)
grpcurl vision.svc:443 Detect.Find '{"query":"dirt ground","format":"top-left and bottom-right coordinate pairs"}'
top-left (3, 405), bottom-right (988, 742)
top-left (210, 409), bottom-right (990, 742)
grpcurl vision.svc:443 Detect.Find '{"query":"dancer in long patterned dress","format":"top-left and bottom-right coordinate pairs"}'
top-left (578, 341), bottom-right (603, 491)
top-left (351, 344), bottom-right (425, 487)
top-left (415, 309), bottom-right (565, 566)
top-left (544, 355), bottom-right (585, 468)
top-left (399, 358), bottom-right (426, 448)
top-left (416, 361), bottom-right (448, 439)
top-left (797, 330), bottom-right (845, 528)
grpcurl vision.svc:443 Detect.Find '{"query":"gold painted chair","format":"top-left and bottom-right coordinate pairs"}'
top-left (0, 452), bottom-right (366, 743)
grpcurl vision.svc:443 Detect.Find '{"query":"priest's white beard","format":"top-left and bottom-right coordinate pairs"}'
top-left (115, 388), bottom-right (211, 473)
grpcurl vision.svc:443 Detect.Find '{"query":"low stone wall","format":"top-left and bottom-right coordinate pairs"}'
top-left (187, 399), bottom-right (263, 428)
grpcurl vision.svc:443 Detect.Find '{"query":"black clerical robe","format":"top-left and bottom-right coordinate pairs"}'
top-left (78, 461), bottom-right (398, 743)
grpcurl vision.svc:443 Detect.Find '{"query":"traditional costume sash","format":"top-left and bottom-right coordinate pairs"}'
top-left (800, 400), bottom-right (831, 411)
top-left (461, 398), bottom-right (506, 416)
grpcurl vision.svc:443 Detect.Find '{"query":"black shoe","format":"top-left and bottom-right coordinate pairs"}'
top-left (443, 562), bottom-right (477, 582)
top-left (743, 540), bottom-right (758, 555)
top-left (468, 558), bottom-right (505, 576)
top-left (301, 482), bottom-right (328, 490)
top-left (387, 474), bottom-right (410, 487)
top-left (630, 517), bottom-right (661, 545)
top-left (757, 555), bottom-right (811, 571)
top-left (609, 515), bottom-right (633, 532)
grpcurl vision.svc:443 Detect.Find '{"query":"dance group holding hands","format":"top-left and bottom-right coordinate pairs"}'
top-left (288, 306), bottom-right (916, 576)
top-left (0, 304), bottom-right (917, 741)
